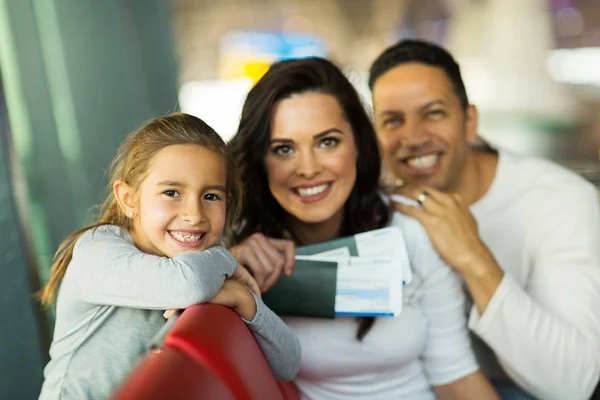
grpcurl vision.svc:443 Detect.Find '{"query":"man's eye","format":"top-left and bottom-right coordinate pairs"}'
top-left (383, 117), bottom-right (402, 128)
top-left (204, 193), bottom-right (222, 201)
top-left (427, 109), bottom-right (445, 119)
top-left (163, 190), bottom-right (179, 197)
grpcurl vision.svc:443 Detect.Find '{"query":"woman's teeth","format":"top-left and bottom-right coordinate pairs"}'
top-left (406, 154), bottom-right (439, 169)
top-left (296, 183), bottom-right (330, 197)
top-left (170, 231), bottom-right (204, 242)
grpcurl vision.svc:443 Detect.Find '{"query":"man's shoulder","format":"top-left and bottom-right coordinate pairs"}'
top-left (500, 150), bottom-right (596, 199)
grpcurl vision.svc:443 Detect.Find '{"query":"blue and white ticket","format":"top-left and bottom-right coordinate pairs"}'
top-left (294, 255), bottom-right (403, 317)
top-left (295, 226), bottom-right (410, 317)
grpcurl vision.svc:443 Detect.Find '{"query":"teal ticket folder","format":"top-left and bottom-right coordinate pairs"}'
top-left (295, 235), bottom-right (358, 257)
top-left (261, 258), bottom-right (338, 318)
top-left (261, 228), bottom-right (407, 318)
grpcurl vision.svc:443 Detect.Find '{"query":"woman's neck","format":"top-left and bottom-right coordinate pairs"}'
top-left (286, 209), bottom-right (344, 245)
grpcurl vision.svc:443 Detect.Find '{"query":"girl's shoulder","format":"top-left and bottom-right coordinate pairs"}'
top-left (75, 224), bottom-right (131, 253)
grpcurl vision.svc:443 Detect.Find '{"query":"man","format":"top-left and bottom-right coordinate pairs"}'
top-left (369, 39), bottom-right (600, 400)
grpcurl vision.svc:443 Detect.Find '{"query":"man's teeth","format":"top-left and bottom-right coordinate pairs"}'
top-left (296, 183), bottom-right (330, 197)
top-left (406, 154), bottom-right (438, 169)
top-left (170, 231), bottom-right (204, 242)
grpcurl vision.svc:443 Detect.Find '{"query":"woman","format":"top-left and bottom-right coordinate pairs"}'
top-left (228, 57), bottom-right (498, 399)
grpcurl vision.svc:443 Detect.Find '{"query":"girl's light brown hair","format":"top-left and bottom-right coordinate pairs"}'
top-left (37, 112), bottom-right (243, 307)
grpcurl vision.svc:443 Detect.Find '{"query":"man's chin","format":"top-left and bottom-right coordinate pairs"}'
top-left (397, 174), bottom-right (440, 189)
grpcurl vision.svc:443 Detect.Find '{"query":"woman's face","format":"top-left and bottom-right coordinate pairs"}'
top-left (264, 91), bottom-right (358, 225)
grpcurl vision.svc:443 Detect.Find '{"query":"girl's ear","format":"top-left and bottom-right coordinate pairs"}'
top-left (114, 181), bottom-right (137, 218)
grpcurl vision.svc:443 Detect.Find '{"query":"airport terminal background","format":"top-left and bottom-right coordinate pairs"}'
top-left (1, 0), bottom-right (600, 398)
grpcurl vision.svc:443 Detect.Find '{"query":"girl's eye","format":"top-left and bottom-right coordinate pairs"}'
top-left (273, 145), bottom-right (294, 156)
top-left (319, 137), bottom-right (340, 148)
top-left (204, 193), bottom-right (222, 201)
top-left (163, 190), bottom-right (180, 197)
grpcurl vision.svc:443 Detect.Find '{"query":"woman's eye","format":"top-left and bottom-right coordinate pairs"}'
top-left (273, 145), bottom-right (293, 156)
top-left (204, 193), bottom-right (222, 201)
top-left (163, 190), bottom-right (180, 197)
top-left (320, 137), bottom-right (340, 148)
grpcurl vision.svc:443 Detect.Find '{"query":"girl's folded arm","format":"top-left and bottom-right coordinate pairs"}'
top-left (242, 294), bottom-right (301, 381)
top-left (74, 228), bottom-right (237, 309)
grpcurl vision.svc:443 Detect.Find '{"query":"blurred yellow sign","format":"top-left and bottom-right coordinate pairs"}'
top-left (218, 30), bottom-right (327, 82)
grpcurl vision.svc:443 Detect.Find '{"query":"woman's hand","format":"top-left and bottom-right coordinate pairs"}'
top-left (209, 280), bottom-right (257, 321)
top-left (229, 233), bottom-right (296, 292)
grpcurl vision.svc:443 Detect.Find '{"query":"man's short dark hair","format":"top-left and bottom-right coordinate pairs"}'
top-left (368, 39), bottom-right (469, 109)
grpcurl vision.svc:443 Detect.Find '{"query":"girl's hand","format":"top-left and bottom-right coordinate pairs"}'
top-left (163, 267), bottom-right (258, 320)
top-left (229, 233), bottom-right (296, 293)
top-left (209, 280), bottom-right (257, 321)
top-left (230, 264), bottom-right (261, 298)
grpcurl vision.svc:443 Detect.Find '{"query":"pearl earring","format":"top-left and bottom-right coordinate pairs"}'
top-left (128, 211), bottom-right (134, 217)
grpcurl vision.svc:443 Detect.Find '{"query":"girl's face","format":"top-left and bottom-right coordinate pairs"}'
top-left (264, 92), bottom-right (358, 226)
top-left (130, 144), bottom-right (227, 258)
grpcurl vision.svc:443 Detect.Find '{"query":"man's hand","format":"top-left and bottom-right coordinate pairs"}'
top-left (229, 233), bottom-right (296, 292)
top-left (391, 184), bottom-right (504, 314)
top-left (209, 280), bottom-right (257, 321)
top-left (391, 184), bottom-right (492, 275)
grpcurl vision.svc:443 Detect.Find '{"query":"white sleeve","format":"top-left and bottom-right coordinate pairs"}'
top-left (409, 221), bottom-right (479, 385)
top-left (469, 184), bottom-right (600, 400)
top-left (72, 226), bottom-right (237, 309)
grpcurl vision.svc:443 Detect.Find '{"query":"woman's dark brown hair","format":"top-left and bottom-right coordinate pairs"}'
top-left (229, 57), bottom-right (390, 340)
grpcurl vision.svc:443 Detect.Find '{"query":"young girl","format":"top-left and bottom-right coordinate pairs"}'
top-left (37, 113), bottom-right (301, 400)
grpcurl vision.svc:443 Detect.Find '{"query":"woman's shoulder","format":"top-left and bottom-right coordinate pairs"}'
top-left (388, 212), bottom-right (430, 248)
top-left (388, 211), bottom-right (445, 278)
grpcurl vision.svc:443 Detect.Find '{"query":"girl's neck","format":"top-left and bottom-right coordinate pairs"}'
top-left (286, 209), bottom-right (344, 246)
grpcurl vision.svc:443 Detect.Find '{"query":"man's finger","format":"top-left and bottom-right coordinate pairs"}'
top-left (392, 201), bottom-right (431, 225)
top-left (415, 185), bottom-right (458, 208)
top-left (393, 185), bottom-right (449, 214)
top-left (397, 184), bottom-right (458, 208)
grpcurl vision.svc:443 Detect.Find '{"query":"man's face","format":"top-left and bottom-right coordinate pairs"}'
top-left (372, 62), bottom-right (477, 191)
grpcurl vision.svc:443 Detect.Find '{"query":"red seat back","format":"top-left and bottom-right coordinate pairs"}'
top-left (164, 304), bottom-right (284, 400)
top-left (111, 304), bottom-right (300, 400)
top-left (111, 347), bottom-right (235, 400)
top-left (111, 304), bottom-right (299, 400)
top-left (278, 381), bottom-right (301, 400)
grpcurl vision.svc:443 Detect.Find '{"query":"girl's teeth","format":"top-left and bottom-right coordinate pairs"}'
top-left (296, 183), bottom-right (330, 197)
top-left (171, 231), bottom-right (203, 242)
top-left (407, 154), bottom-right (438, 169)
